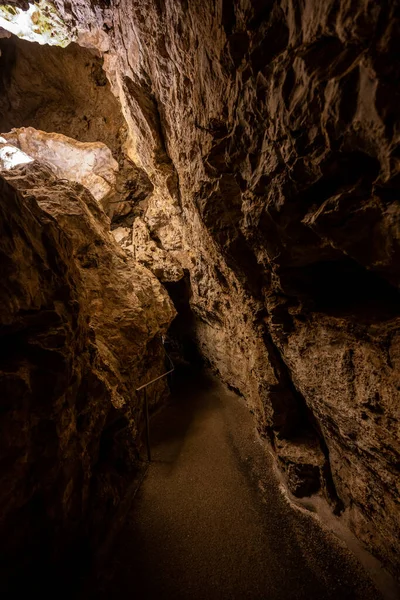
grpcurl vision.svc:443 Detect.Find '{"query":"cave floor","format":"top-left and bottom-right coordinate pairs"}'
top-left (88, 371), bottom-right (382, 600)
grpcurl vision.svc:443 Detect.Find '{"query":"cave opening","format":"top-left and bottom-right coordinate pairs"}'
top-left (163, 271), bottom-right (204, 375)
top-left (0, 28), bottom-right (154, 229)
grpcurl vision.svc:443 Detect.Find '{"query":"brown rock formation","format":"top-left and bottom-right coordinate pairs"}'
top-left (2, 127), bottom-right (119, 201)
top-left (0, 161), bottom-right (174, 584)
top-left (78, 0), bottom-right (399, 575)
top-left (0, 33), bottom-right (154, 221)
top-left (0, 0), bottom-right (399, 583)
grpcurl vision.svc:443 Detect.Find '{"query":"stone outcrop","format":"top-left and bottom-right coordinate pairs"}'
top-left (131, 217), bottom-right (184, 282)
top-left (0, 33), bottom-right (154, 221)
top-left (0, 160), bottom-right (174, 585)
top-left (3, 127), bottom-right (118, 201)
top-left (0, 0), bottom-right (399, 581)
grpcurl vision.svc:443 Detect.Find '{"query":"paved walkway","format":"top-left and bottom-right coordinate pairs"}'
top-left (90, 372), bottom-right (383, 600)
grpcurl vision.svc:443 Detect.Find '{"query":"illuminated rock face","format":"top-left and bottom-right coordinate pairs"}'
top-left (0, 0), bottom-right (72, 47)
top-left (0, 34), bottom-right (154, 219)
top-left (0, 0), bottom-right (399, 581)
top-left (131, 217), bottom-right (185, 282)
top-left (0, 136), bottom-right (33, 169)
top-left (2, 127), bottom-right (118, 201)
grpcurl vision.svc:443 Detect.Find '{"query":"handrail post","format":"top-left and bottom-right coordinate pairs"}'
top-left (144, 387), bottom-right (151, 462)
top-left (137, 345), bottom-right (174, 463)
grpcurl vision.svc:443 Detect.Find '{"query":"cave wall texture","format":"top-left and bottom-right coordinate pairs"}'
top-left (0, 33), bottom-right (154, 219)
top-left (0, 161), bottom-right (175, 580)
top-left (0, 0), bottom-right (399, 582)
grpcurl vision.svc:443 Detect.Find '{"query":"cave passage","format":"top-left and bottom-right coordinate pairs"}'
top-left (82, 372), bottom-right (383, 600)
top-left (0, 1), bottom-right (399, 597)
top-left (163, 273), bottom-right (204, 368)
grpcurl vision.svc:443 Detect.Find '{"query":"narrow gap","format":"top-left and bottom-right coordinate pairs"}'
top-left (261, 325), bottom-right (343, 508)
top-left (163, 271), bottom-right (204, 376)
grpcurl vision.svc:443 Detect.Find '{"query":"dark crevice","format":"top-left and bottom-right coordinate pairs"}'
top-left (123, 75), bottom-right (170, 163)
top-left (250, 5), bottom-right (289, 72)
top-left (261, 325), bottom-right (343, 509)
top-left (222, 0), bottom-right (236, 36)
top-left (198, 177), bottom-right (264, 299)
top-left (163, 272), bottom-right (203, 370)
top-left (299, 36), bottom-right (362, 81)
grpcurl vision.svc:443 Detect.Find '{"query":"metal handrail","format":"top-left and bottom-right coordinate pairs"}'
top-left (136, 343), bottom-right (174, 462)
top-left (136, 367), bottom-right (174, 392)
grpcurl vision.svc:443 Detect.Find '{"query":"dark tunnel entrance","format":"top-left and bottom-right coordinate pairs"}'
top-left (163, 272), bottom-right (204, 375)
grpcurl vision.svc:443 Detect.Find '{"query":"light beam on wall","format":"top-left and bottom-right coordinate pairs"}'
top-left (0, 137), bottom-right (33, 169)
top-left (0, 1), bottom-right (73, 47)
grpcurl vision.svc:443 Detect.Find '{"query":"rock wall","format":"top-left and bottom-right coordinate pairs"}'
top-left (77, 0), bottom-right (398, 575)
top-left (0, 162), bottom-right (174, 586)
top-left (0, 34), bottom-right (154, 220)
top-left (2, 127), bottom-right (119, 201)
top-left (0, 0), bottom-right (399, 580)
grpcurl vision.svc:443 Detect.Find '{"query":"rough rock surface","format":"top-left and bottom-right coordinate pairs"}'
top-left (131, 217), bottom-right (184, 282)
top-left (3, 127), bottom-right (118, 201)
top-left (0, 161), bottom-right (175, 585)
top-left (68, 0), bottom-right (398, 575)
top-left (0, 34), bottom-right (154, 221)
top-left (0, 0), bottom-right (399, 581)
